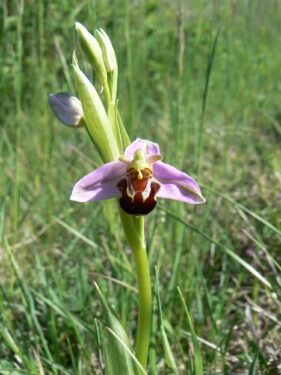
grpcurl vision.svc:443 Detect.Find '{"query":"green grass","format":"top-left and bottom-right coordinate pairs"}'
top-left (1, 0), bottom-right (281, 373)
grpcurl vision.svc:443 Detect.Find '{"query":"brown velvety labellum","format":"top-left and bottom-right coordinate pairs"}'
top-left (117, 175), bottom-right (161, 216)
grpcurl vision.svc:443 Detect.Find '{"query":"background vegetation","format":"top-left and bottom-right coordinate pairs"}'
top-left (0, 0), bottom-right (280, 373)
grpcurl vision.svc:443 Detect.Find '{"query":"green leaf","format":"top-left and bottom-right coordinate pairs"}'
top-left (248, 352), bottom-right (259, 375)
top-left (94, 283), bottom-right (141, 375)
top-left (0, 360), bottom-right (30, 374)
top-left (178, 287), bottom-right (203, 375)
top-left (105, 326), bottom-right (147, 375)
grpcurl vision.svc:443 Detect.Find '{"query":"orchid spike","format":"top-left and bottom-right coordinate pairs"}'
top-left (70, 138), bottom-right (205, 215)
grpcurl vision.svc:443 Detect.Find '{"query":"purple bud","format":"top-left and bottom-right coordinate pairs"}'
top-left (48, 92), bottom-right (84, 127)
top-left (246, 249), bottom-right (255, 257)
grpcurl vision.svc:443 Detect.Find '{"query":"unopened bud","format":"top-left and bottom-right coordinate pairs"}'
top-left (95, 28), bottom-right (115, 73)
top-left (75, 22), bottom-right (107, 85)
top-left (48, 92), bottom-right (84, 127)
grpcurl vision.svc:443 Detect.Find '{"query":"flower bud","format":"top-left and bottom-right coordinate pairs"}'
top-left (48, 92), bottom-right (84, 127)
top-left (95, 28), bottom-right (115, 73)
top-left (75, 22), bottom-right (107, 85)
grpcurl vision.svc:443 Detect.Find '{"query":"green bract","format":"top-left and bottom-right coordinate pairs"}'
top-left (72, 53), bottom-right (119, 162)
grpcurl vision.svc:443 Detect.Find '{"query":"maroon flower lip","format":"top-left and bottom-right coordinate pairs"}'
top-left (117, 168), bottom-right (161, 215)
top-left (70, 138), bottom-right (205, 215)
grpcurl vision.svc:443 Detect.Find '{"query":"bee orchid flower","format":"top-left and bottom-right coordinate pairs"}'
top-left (70, 138), bottom-right (205, 215)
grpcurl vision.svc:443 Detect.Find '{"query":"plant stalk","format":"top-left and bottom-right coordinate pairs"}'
top-left (119, 211), bottom-right (152, 369)
top-left (133, 240), bottom-right (151, 368)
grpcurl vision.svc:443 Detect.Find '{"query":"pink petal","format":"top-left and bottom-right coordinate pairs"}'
top-left (125, 138), bottom-right (160, 157)
top-left (153, 161), bottom-right (205, 204)
top-left (70, 161), bottom-right (126, 202)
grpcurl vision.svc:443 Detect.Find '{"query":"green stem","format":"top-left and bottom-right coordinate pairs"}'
top-left (104, 81), bottom-right (112, 110)
top-left (111, 65), bottom-right (118, 104)
top-left (133, 240), bottom-right (152, 368)
top-left (119, 210), bottom-right (152, 369)
top-left (104, 81), bottom-right (123, 153)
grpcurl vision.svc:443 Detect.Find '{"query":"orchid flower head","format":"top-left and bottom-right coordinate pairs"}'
top-left (70, 138), bottom-right (205, 215)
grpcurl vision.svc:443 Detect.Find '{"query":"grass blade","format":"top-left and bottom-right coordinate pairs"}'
top-left (155, 268), bottom-right (179, 374)
top-left (248, 352), bottom-right (258, 375)
top-left (178, 287), bottom-right (203, 375)
top-left (94, 283), bottom-right (139, 375)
